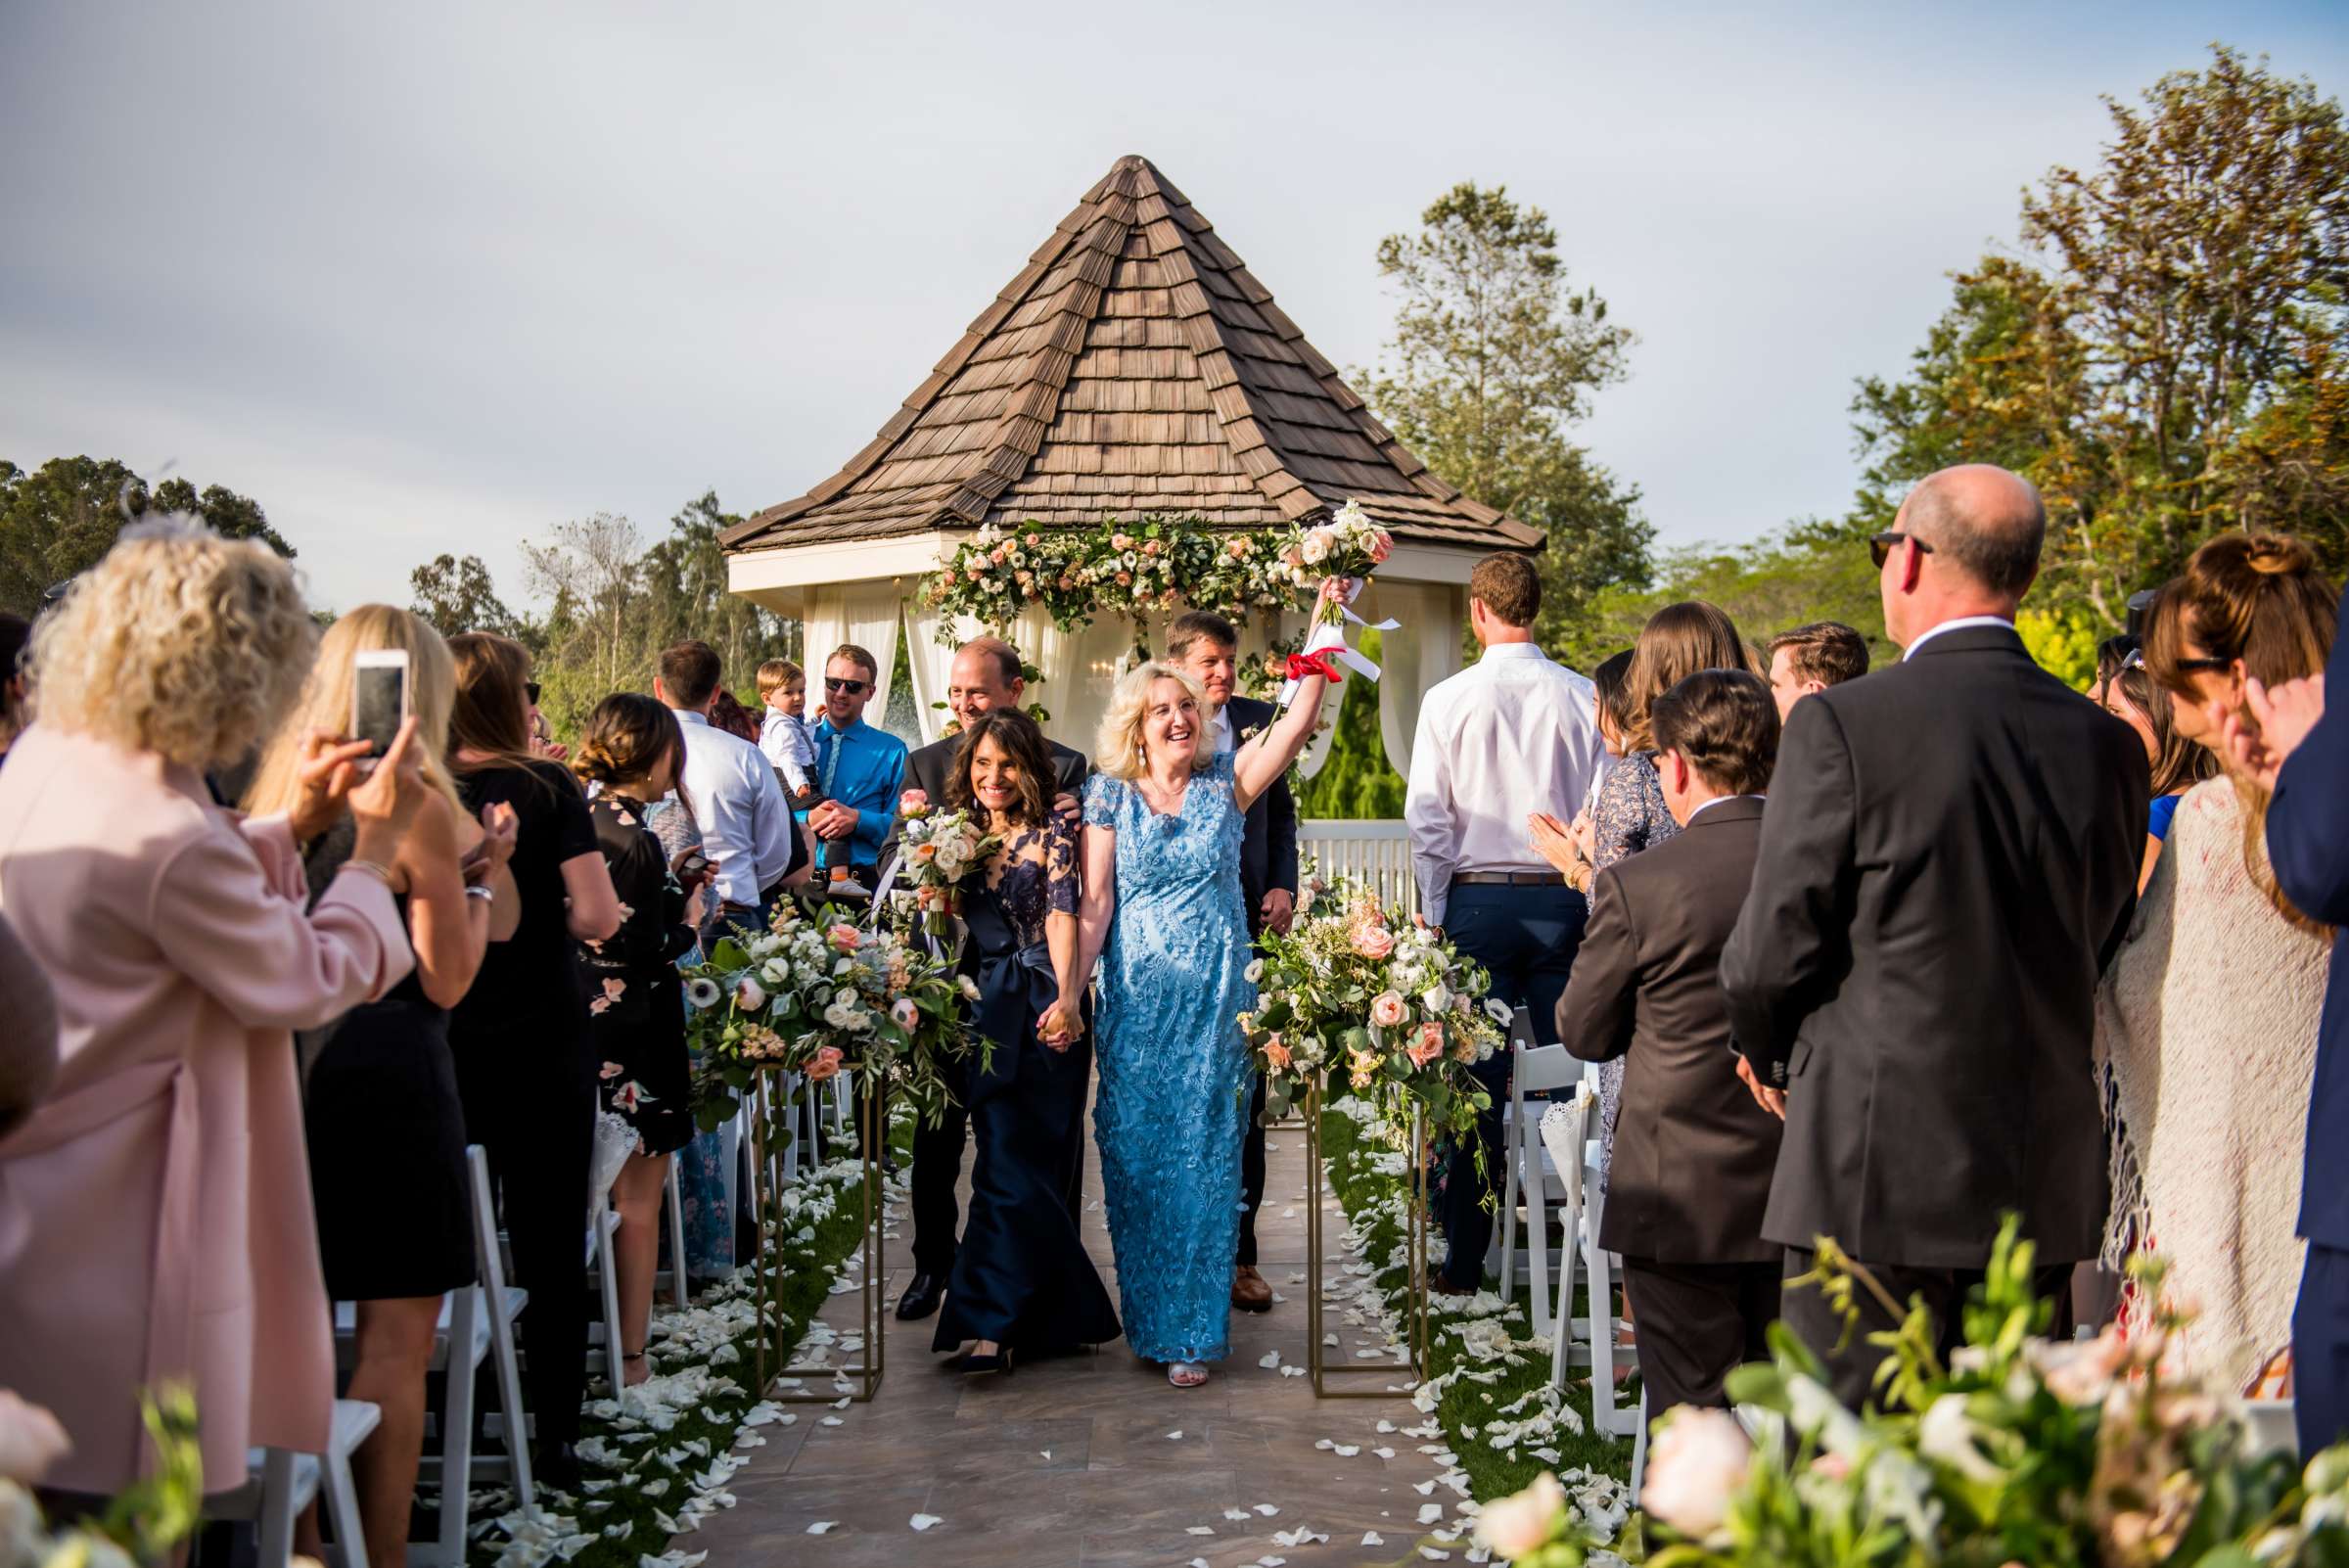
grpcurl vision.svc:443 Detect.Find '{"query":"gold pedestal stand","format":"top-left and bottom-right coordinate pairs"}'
top-left (1302, 1080), bottom-right (1430, 1399)
top-left (748, 1068), bottom-right (886, 1403)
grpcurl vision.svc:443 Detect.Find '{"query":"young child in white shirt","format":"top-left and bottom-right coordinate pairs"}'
top-left (757, 658), bottom-right (816, 802)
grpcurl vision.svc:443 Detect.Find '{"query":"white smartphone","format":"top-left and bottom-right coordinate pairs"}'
top-left (351, 649), bottom-right (411, 766)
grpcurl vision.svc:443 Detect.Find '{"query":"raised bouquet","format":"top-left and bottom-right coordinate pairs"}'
top-left (1238, 868), bottom-right (1504, 1146)
top-left (1272, 498), bottom-right (1395, 628)
top-left (891, 789), bottom-right (1000, 944)
top-left (684, 899), bottom-right (984, 1133)
top-left (1478, 1218), bottom-right (2349, 1568)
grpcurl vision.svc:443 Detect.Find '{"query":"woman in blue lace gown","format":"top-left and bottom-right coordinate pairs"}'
top-left (931, 709), bottom-right (1119, 1371)
top-left (1077, 589), bottom-right (1339, 1389)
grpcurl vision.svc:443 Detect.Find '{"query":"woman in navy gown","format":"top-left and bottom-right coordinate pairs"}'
top-left (1075, 581), bottom-right (1339, 1389)
top-left (932, 708), bottom-right (1119, 1372)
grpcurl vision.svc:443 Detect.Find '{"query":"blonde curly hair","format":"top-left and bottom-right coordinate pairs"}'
top-left (27, 519), bottom-right (315, 770)
top-left (1094, 661), bottom-right (1215, 782)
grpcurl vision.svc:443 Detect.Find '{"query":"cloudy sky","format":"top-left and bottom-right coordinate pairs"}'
top-left (4, 1), bottom-right (2344, 613)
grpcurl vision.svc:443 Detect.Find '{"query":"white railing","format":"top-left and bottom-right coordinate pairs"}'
top-left (1299, 819), bottom-right (1416, 918)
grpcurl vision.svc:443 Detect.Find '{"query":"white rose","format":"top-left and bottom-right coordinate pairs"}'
top-left (957, 975), bottom-right (982, 1000)
top-left (1422, 984), bottom-right (1451, 1015)
top-left (734, 978), bottom-right (766, 1013)
top-left (750, 934), bottom-right (783, 958)
top-left (1639, 1407), bottom-right (1749, 1544)
top-left (760, 959), bottom-right (790, 987)
top-left (1300, 530), bottom-right (1331, 565)
top-left (1473, 1471), bottom-right (1564, 1559)
top-left (0, 1391), bottom-right (71, 1483)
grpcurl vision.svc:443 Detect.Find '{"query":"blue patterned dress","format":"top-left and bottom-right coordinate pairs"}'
top-left (1083, 753), bottom-right (1256, 1364)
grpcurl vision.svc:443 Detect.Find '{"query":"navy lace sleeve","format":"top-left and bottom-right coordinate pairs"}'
top-left (1590, 752), bottom-right (1679, 872)
top-left (1045, 814), bottom-right (1080, 915)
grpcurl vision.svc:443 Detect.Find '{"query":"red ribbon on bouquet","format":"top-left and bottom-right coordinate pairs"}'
top-left (1284, 650), bottom-right (1347, 684)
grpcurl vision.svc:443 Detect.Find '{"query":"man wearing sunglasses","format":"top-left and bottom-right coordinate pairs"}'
top-left (800, 643), bottom-right (907, 897)
top-left (1720, 462), bottom-right (2148, 1406)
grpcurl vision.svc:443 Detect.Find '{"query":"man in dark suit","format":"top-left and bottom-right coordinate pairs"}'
top-left (2214, 593), bottom-right (2349, 1456)
top-left (1559, 669), bottom-right (1784, 1414)
top-left (891, 636), bottom-right (1089, 1323)
top-left (1720, 464), bottom-right (2149, 1407)
top-left (1167, 610), bottom-right (1299, 1316)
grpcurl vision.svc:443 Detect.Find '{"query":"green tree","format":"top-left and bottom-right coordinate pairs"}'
top-left (635, 490), bottom-right (801, 680)
top-left (409, 552), bottom-right (523, 640)
top-left (1, 456), bottom-right (290, 616)
top-left (1361, 182), bottom-right (1652, 639)
top-left (1853, 46), bottom-right (2349, 627)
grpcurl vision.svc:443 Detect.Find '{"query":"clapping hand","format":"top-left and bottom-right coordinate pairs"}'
top-left (2209, 674), bottom-right (2325, 795)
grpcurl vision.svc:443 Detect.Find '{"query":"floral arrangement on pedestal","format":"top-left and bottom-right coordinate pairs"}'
top-left (889, 789), bottom-right (999, 945)
top-left (684, 900), bottom-right (982, 1132)
top-left (1239, 868), bottom-right (1504, 1143)
top-left (1475, 1218), bottom-right (2349, 1568)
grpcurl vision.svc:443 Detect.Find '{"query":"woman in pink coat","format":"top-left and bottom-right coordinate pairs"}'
top-left (0, 521), bottom-right (430, 1495)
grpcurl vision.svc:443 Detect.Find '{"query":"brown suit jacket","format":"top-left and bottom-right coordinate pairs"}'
top-left (1557, 795), bottom-right (1781, 1264)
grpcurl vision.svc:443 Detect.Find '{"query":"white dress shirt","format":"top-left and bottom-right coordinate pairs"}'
top-left (1902, 615), bottom-right (2015, 660)
top-left (1210, 705), bottom-right (1235, 755)
top-left (673, 709), bottom-right (795, 908)
top-left (1404, 642), bottom-right (1604, 927)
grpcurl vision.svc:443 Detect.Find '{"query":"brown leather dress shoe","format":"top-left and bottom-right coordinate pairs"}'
top-left (1231, 1265), bottom-right (1273, 1313)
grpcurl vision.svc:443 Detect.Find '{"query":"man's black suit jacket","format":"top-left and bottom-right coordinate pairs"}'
top-left (889, 730), bottom-right (1089, 863)
top-left (1559, 797), bottom-right (1781, 1265)
top-left (1719, 623), bottom-right (2148, 1269)
top-left (1221, 695), bottom-right (1300, 942)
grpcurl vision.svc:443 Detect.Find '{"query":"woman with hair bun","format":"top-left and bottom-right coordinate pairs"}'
top-left (2097, 531), bottom-right (2337, 1391)
top-left (571, 693), bottom-right (712, 1386)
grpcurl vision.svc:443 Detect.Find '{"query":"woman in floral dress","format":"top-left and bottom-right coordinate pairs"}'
top-left (573, 694), bottom-right (710, 1385)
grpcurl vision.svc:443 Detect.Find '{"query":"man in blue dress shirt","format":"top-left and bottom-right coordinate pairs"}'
top-left (800, 643), bottom-right (908, 898)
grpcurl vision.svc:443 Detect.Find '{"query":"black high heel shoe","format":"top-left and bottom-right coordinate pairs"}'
top-left (956, 1346), bottom-right (1013, 1376)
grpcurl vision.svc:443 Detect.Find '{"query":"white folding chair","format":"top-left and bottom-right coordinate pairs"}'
top-left (658, 1155), bottom-right (690, 1309)
top-left (207, 1399), bottom-right (380, 1568)
top-left (587, 1202), bottom-right (625, 1381)
top-left (1541, 1093), bottom-right (1595, 1379)
top-left (1496, 1016), bottom-right (1584, 1339)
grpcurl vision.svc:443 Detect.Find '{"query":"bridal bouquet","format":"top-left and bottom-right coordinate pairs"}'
top-left (1273, 499), bottom-right (1394, 623)
top-left (1479, 1219), bottom-right (2349, 1568)
top-left (892, 789), bottom-right (1000, 944)
top-left (1239, 869), bottom-right (1503, 1145)
top-left (685, 900), bottom-right (984, 1133)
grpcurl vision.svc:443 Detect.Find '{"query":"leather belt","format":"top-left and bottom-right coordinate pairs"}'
top-left (1451, 870), bottom-right (1566, 887)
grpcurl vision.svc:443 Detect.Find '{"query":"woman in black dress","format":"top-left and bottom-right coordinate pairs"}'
top-left (242, 606), bottom-right (518, 1568)
top-left (932, 708), bottom-right (1119, 1373)
top-left (445, 633), bottom-right (621, 1487)
top-left (571, 695), bottom-right (711, 1386)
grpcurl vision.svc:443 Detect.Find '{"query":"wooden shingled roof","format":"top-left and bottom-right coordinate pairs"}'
top-left (722, 155), bottom-right (1542, 555)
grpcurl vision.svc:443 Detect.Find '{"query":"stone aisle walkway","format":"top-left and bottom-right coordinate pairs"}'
top-left (692, 1102), bottom-right (1467, 1566)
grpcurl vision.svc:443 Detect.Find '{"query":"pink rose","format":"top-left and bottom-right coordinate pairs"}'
top-left (1025, 532), bottom-right (1040, 546)
top-left (1141, 539), bottom-right (1161, 556)
top-left (1057, 574), bottom-right (1076, 590)
top-left (1405, 1022), bottom-right (1446, 1068)
top-left (1370, 530), bottom-right (1395, 564)
top-left (1262, 1036), bottom-right (1292, 1072)
top-left (1369, 990), bottom-right (1408, 1028)
top-left (1115, 571), bottom-right (1132, 586)
top-left (804, 1044), bottom-right (846, 1084)
top-left (1351, 923), bottom-right (1395, 960)
top-left (990, 545), bottom-right (1009, 565)
top-left (827, 923), bottom-right (862, 955)
top-left (899, 788), bottom-right (930, 815)
top-left (1227, 538), bottom-right (1250, 558)
top-left (1112, 532), bottom-right (1135, 551)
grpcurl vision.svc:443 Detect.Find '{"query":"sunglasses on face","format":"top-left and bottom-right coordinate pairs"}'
top-left (1868, 530), bottom-right (1935, 570)
top-left (824, 676), bottom-right (870, 696)
top-left (2168, 656), bottom-right (2235, 674)
top-left (526, 681), bottom-right (541, 705)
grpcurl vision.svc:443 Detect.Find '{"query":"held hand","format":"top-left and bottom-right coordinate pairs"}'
top-left (1037, 996), bottom-right (1083, 1051)
top-left (289, 729), bottom-right (376, 842)
top-left (1260, 887), bottom-right (1296, 936)
top-left (810, 802), bottom-right (854, 841)
top-left (1317, 575), bottom-right (1354, 609)
top-left (1053, 791), bottom-right (1081, 825)
top-left (347, 716), bottom-right (429, 884)
top-left (1734, 1054), bottom-right (1786, 1121)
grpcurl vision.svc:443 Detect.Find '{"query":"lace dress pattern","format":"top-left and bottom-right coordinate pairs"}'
top-left (1590, 752), bottom-right (1681, 1186)
top-left (1083, 752), bottom-right (1256, 1363)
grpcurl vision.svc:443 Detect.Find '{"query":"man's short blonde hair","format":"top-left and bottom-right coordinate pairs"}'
top-left (29, 519), bottom-right (315, 770)
top-left (1094, 661), bottom-right (1215, 782)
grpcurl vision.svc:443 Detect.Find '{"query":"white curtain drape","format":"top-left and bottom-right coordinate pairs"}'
top-left (1375, 581), bottom-right (1463, 781)
top-left (800, 587), bottom-right (848, 694)
top-left (901, 600), bottom-right (980, 746)
top-left (837, 582), bottom-right (901, 724)
top-left (1028, 608), bottom-right (1145, 761)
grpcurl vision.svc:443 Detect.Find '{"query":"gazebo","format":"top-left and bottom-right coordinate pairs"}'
top-left (721, 154), bottom-right (1541, 775)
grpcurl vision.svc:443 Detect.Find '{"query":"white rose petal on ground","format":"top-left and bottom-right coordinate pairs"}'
top-left (1222, 1508), bottom-right (1253, 1522)
top-left (909, 1513), bottom-right (943, 1532)
top-left (1186, 1526), bottom-right (1215, 1535)
top-left (1258, 1350), bottom-right (1282, 1369)
top-left (1253, 1502), bottom-right (1280, 1516)
top-left (1418, 1503), bottom-right (1447, 1523)
top-left (805, 1522), bottom-right (835, 1536)
top-left (1362, 1532), bottom-right (1385, 1546)
top-left (1166, 1429), bottom-right (1182, 1440)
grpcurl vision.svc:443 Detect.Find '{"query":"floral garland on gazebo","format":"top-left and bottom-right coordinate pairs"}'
top-left (920, 514), bottom-right (1297, 638)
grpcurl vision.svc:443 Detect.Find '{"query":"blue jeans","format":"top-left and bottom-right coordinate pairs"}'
top-left (1438, 881), bottom-right (1589, 1286)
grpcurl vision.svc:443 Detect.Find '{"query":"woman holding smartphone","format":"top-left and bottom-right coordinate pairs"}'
top-left (445, 632), bottom-right (621, 1487)
top-left (571, 694), bottom-right (713, 1386)
top-left (243, 606), bottom-right (518, 1568)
